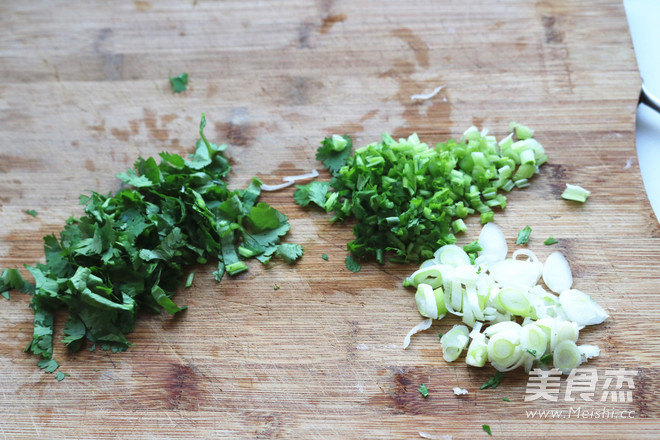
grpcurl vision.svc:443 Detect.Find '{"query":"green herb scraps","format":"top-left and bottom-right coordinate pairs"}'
top-left (516, 225), bottom-right (532, 245)
top-left (480, 371), bottom-right (504, 390)
top-left (418, 383), bottom-right (429, 398)
top-left (294, 124), bottom-right (547, 264)
top-left (3, 114), bottom-right (301, 369)
top-left (169, 72), bottom-right (189, 93)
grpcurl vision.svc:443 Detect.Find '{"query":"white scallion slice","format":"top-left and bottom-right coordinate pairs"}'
top-left (578, 344), bottom-right (600, 362)
top-left (543, 251), bottom-right (573, 294)
top-left (440, 325), bottom-right (470, 362)
top-left (403, 318), bottom-right (433, 349)
top-left (496, 287), bottom-right (532, 317)
top-left (475, 223), bottom-right (508, 265)
top-left (559, 289), bottom-right (609, 326)
top-left (483, 321), bottom-right (521, 337)
top-left (487, 330), bottom-right (522, 370)
top-left (519, 324), bottom-right (547, 358)
top-left (434, 245), bottom-right (471, 268)
top-left (553, 340), bottom-right (582, 373)
top-left (261, 169), bottom-right (319, 191)
top-left (489, 259), bottom-right (542, 288)
top-left (415, 283), bottom-right (446, 320)
top-left (410, 265), bottom-right (448, 289)
top-left (466, 334), bottom-right (488, 367)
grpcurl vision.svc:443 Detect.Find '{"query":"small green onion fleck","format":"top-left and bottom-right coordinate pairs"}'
top-left (480, 212), bottom-right (494, 224)
top-left (544, 237), bottom-right (558, 245)
top-left (516, 225), bottom-right (532, 245)
top-left (483, 424), bottom-right (493, 436)
top-left (322, 254), bottom-right (329, 260)
top-left (418, 383), bottom-right (429, 398)
top-left (184, 272), bottom-right (195, 288)
top-left (452, 218), bottom-right (467, 234)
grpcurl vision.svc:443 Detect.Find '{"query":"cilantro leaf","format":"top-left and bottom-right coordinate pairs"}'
top-left (116, 169), bottom-right (153, 188)
top-left (293, 181), bottom-right (330, 208)
top-left (539, 353), bottom-right (553, 365)
top-left (55, 371), bottom-right (68, 381)
top-left (316, 134), bottom-right (352, 175)
top-left (482, 424), bottom-right (492, 436)
top-left (276, 243), bottom-right (303, 264)
top-left (37, 358), bottom-right (59, 373)
top-left (25, 209), bottom-right (38, 217)
top-left (169, 72), bottom-right (189, 93)
top-left (321, 254), bottom-right (329, 261)
top-left (345, 255), bottom-right (361, 273)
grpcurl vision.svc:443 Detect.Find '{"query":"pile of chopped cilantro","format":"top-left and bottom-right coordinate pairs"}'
top-left (294, 124), bottom-right (547, 265)
top-left (2, 114), bottom-right (301, 368)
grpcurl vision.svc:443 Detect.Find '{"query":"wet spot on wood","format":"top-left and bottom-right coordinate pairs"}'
top-left (161, 113), bottom-right (178, 125)
top-left (359, 109), bottom-right (379, 122)
top-left (71, 140), bottom-right (79, 148)
top-left (166, 363), bottom-right (205, 411)
top-left (207, 82), bottom-right (219, 98)
top-left (110, 127), bottom-right (130, 142)
top-left (325, 121), bottom-right (363, 137)
top-left (0, 155), bottom-right (43, 173)
top-left (297, 21), bottom-right (315, 49)
top-left (542, 15), bottom-right (564, 44)
top-left (85, 158), bottom-right (96, 171)
top-left (214, 107), bottom-right (253, 147)
top-left (129, 119), bottom-right (140, 135)
top-left (134, 0), bottom-right (151, 11)
top-left (281, 76), bottom-right (323, 105)
top-left (319, 13), bottom-right (347, 34)
top-left (391, 27), bottom-right (430, 69)
top-left (143, 108), bottom-right (169, 142)
top-left (88, 119), bottom-right (106, 138)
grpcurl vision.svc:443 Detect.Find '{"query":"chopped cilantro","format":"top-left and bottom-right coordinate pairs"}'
top-left (321, 254), bottom-right (329, 261)
top-left (184, 273), bottom-right (195, 288)
top-left (55, 371), bottom-right (68, 381)
top-left (544, 236), bottom-right (558, 245)
top-left (273, 285), bottom-right (280, 291)
top-left (169, 72), bottom-right (189, 93)
top-left (9, 115), bottom-right (301, 369)
top-left (418, 383), bottom-right (429, 398)
top-left (25, 209), bottom-right (38, 217)
top-left (345, 255), bottom-right (361, 273)
top-left (480, 371), bottom-right (503, 389)
top-left (482, 424), bottom-right (492, 436)
top-left (516, 225), bottom-right (532, 245)
top-left (502, 397), bottom-right (511, 402)
top-left (295, 128), bottom-right (547, 264)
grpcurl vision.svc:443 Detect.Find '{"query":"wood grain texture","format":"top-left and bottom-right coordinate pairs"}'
top-left (1, 0), bottom-right (656, 438)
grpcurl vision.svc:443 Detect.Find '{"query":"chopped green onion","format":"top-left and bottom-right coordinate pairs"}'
top-left (561, 183), bottom-right (590, 203)
top-left (482, 424), bottom-right (493, 436)
top-left (418, 383), bottom-right (429, 398)
top-left (553, 340), bottom-right (582, 374)
top-left (480, 212), bottom-right (494, 224)
top-left (502, 397), bottom-right (511, 402)
top-left (509, 121), bottom-right (534, 140)
top-left (480, 371), bottom-right (504, 389)
top-left (452, 218), bottom-right (467, 234)
top-left (440, 325), bottom-right (470, 362)
top-left (273, 285), bottom-right (280, 290)
top-left (544, 237), bottom-right (558, 245)
top-left (321, 254), bottom-right (329, 260)
top-left (516, 225), bottom-right (532, 245)
top-left (184, 272), bottom-right (194, 288)
top-left (463, 240), bottom-right (483, 254)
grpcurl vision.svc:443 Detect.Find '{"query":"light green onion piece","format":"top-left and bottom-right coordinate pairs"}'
top-left (415, 283), bottom-right (446, 320)
top-left (409, 265), bottom-right (447, 288)
top-left (452, 218), bottom-right (467, 234)
top-left (480, 211), bottom-right (495, 224)
top-left (487, 330), bottom-right (523, 370)
top-left (440, 325), bottom-right (470, 362)
top-left (434, 245), bottom-right (471, 268)
top-left (561, 183), bottom-right (590, 203)
top-left (184, 272), bottom-right (194, 288)
top-left (496, 287), bottom-right (532, 317)
top-left (509, 121), bottom-right (534, 140)
top-left (553, 340), bottom-right (582, 373)
top-left (466, 334), bottom-right (488, 367)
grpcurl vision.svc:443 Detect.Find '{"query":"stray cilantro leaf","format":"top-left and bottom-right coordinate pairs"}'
top-left (539, 353), bottom-right (553, 365)
top-left (293, 181), bottom-right (331, 208)
top-left (316, 134), bottom-right (352, 175)
top-left (482, 424), bottom-right (492, 436)
top-left (480, 371), bottom-right (503, 389)
top-left (1, 268), bottom-right (34, 300)
top-left (345, 255), bottom-right (361, 273)
top-left (516, 225), bottom-right (532, 245)
top-left (55, 371), bottom-right (68, 381)
top-left (276, 243), bottom-right (303, 264)
top-left (116, 169), bottom-right (153, 188)
top-left (502, 397), bottom-right (511, 402)
top-left (25, 209), bottom-right (38, 217)
top-left (273, 285), bottom-right (280, 291)
top-left (418, 383), bottom-right (429, 398)
top-left (544, 236), bottom-right (558, 245)
top-left (169, 72), bottom-right (189, 93)
top-left (37, 358), bottom-right (59, 373)
top-left (321, 254), bottom-right (329, 261)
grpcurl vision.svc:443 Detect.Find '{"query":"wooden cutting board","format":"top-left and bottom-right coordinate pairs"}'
top-left (1, 0), bottom-right (657, 438)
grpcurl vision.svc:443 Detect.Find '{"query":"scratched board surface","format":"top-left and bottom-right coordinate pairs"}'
top-left (0, 0), bottom-right (658, 438)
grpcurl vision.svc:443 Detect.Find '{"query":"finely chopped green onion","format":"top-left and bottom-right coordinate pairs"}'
top-left (294, 124), bottom-right (547, 264)
top-left (561, 183), bottom-right (591, 202)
